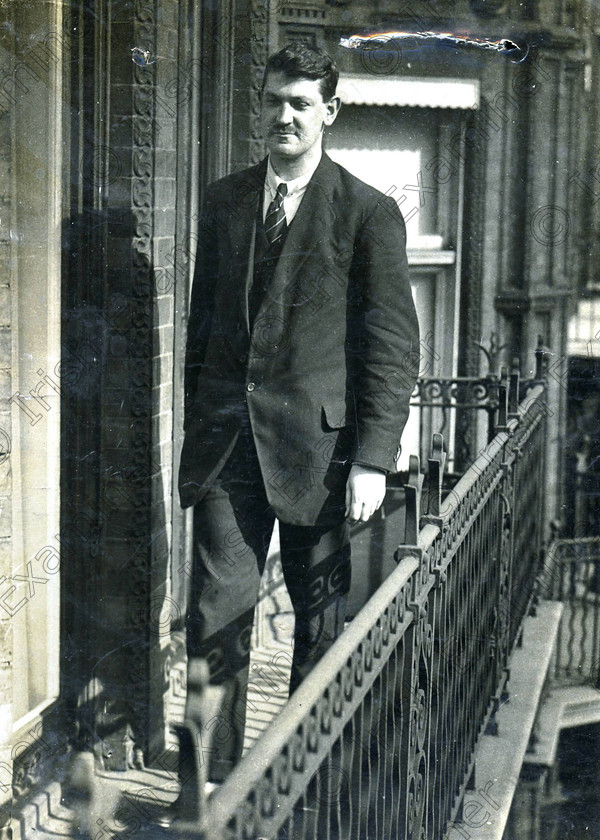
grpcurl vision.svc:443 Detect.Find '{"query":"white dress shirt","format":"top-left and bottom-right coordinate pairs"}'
top-left (262, 152), bottom-right (322, 225)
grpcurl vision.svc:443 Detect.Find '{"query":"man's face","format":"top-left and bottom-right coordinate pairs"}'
top-left (260, 71), bottom-right (340, 161)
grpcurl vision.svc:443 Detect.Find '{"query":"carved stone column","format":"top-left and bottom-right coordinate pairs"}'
top-left (495, 43), bottom-right (587, 525)
top-left (61, 0), bottom-right (193, 768)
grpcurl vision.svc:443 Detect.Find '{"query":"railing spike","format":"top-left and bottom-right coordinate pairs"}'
top-left (535, 338), bottom-right (551, 380)
top-left (404, 454), bottom-right (424, 545)
top-left (432, 432), bottom-right (444, 455)
top-left (408, 452), bottom-right (420, 486)
top-left (508, 363), bottom-right (520, 418)
top-left (427, 433), bottom-right (446, 517)
top-left (496, 366), bottom-right (508, 430)
top-left (170, 659), bottom-right (226, 829)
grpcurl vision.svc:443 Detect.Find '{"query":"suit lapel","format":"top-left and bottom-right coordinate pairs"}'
top-left (229, 159), bottom-right (267, 330)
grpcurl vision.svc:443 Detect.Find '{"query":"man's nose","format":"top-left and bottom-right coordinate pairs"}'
top-left (275, 102), bottom-right (294, 124)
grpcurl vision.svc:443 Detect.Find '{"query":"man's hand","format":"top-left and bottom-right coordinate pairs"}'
top-left (345, 464), bottom-right (386, 523)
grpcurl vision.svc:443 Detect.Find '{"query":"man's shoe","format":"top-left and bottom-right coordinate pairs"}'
top-left (154, 796), bottom-right (181, 828)
top-left (155, 783), bottom-right (221, 828)
top-left (155, 797), bottom-right (181, 829)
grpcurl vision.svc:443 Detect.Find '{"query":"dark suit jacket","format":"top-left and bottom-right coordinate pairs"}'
top-left (178, 152), bottom-right (420, 526)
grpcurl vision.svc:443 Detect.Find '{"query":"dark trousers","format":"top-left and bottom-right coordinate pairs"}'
top-left (185, 415), bottom-right (351, 782)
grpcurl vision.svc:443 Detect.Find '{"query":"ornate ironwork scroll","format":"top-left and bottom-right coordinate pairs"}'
top-left (412, 342), bottom-right (546, 473)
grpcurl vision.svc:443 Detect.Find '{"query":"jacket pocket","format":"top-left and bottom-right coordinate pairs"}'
top-left (321, 403), bottom-right (351, 431)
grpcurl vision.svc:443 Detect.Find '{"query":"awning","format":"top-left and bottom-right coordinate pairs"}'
top-left (336, 75), bottom-right (480, 109)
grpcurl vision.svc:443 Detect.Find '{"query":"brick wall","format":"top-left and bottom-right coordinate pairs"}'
top-left (76, 0), bottom-right (184, 765)
top-left (149, 0), bottom-right (179, 758)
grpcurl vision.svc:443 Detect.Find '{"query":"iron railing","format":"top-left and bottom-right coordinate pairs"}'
top-left (252, 342), bottom-right (549, 623)
top-left (171, 371), bottom-right (548, 840)
top-left (544, 537), bottom-right (600, 688)
top-left (412, 337), bottom-right (549, 473)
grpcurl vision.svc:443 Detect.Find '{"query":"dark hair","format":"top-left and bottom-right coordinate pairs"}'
top-left (262, 43), bottom-right (339, 102)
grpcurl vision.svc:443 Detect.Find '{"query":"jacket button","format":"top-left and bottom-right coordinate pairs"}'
top-left (247, 382), bottom-right (255, 392)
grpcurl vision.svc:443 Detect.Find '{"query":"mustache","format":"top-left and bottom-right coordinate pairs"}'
top-left (270, 126), bottom-right (296, 134)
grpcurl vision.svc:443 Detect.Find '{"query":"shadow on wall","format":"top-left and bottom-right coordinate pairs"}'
top-left (56, 207), bottom-right (173, 772)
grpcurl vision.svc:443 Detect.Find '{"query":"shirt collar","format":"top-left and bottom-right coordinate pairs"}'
top-left (265, 151), bottom-right (322, 197)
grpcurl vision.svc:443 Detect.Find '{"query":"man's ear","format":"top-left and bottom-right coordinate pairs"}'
top-left (324, 96), bottom-right (341, 126)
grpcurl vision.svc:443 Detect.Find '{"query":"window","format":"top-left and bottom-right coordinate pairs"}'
top-left (328, 87), bottom-right (470, 468)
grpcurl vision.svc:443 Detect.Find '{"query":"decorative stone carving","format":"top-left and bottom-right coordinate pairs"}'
top-left (249, 0), bottom-right (270, 164)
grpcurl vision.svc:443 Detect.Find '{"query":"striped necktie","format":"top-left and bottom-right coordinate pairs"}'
top-left (264, 182), bottom-right (288, 248)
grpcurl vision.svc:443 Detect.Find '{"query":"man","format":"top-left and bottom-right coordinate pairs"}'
top-left (177, 43), bottom-right (419, 788)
